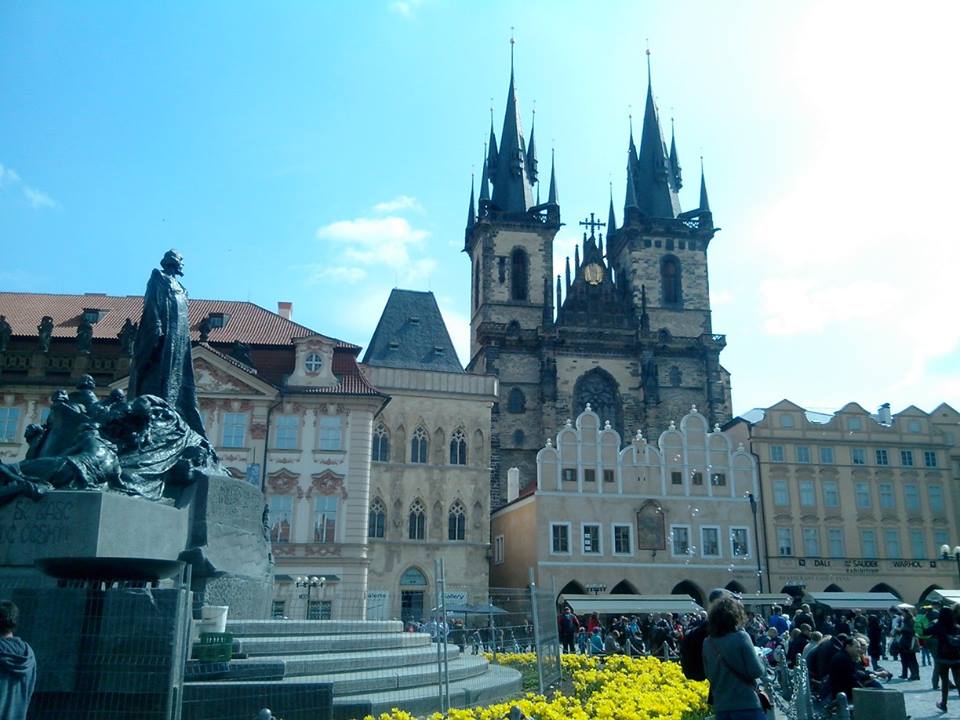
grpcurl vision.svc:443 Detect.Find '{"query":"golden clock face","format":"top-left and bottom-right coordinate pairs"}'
top-left (584, 263), bottom-right (604, 285)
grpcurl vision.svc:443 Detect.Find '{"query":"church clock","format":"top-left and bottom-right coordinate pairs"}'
top-left (583, 263), bottom-right (604, 285)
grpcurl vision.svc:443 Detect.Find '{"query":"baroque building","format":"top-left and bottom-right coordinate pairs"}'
top-left (465, 55), bottom-right (731, 508)
top-left (360, 290), bottom-right (498, 622)
top-left (0, 292), bottom-right (387, 619)
top-left (727, 400), bottom-right (960, 605)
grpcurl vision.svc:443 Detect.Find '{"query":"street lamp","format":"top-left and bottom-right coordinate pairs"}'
top-left (939, 545), bottom-right (960, 587)
top-left (295, 575), bottom-right (326, 619)
top-left (746, 492), bottom-right (764, 593)
top-left (585, 583), bottom-right (606, 595)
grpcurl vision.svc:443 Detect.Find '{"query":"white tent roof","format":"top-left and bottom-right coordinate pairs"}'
top-left (931, 589), bottom-right (960, 606)
top-left (560, 594), bottom-right (702, 615)
top-left (804, 591), bottom-right (901, 610)
top-left (738, 593), bottom-right (792, 607)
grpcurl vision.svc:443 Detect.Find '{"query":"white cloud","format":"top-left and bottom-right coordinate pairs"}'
top-left (0, 162), bottom-right (56, 209)
top-left (314, 214), bottom-right (435, 286)
top-left (304, 265), bottom-right (367, 285)
top-left (389, 0), bottom-right (423, 18)
top-left (373, 195), bottom-right (422, 214)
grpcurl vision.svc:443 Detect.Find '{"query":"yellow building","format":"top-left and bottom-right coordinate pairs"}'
top-left (727, 400), bottom-right (960, 605)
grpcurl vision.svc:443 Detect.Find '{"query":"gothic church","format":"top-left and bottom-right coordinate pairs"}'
top-left (464, 55), bottom-right (733, 507)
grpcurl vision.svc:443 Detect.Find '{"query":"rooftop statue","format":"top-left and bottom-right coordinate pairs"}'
top-left (128, 250), bottom-right (207, 438)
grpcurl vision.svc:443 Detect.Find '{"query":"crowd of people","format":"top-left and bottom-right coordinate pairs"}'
top-left (555, 593), bottom-right (960, 717)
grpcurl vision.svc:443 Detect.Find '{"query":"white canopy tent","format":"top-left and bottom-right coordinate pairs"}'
top-left (803, 591), bottom-right (901, 610)
top-left (930, 589), bottom-right (960, 606)
top-left (559, 594), bottom-right (702, 615)
top-left (738, 593), bottom-right (792, 607)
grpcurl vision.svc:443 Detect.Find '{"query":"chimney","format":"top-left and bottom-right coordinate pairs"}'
top-left (277, 302), bottom-right (293, 320)
top-left (878, 403), bottom-right (892, 425)
top-left (507, 467), bottom-right (520, 503)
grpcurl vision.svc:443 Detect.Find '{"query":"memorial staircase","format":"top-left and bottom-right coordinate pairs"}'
top-left (182, 619), bottom-right (523, 720)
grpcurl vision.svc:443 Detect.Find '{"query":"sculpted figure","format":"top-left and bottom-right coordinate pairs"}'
top-left (0, 315), bottom-right (10, 352)
top-left (36, 316), bottom-right (53, 353)
top-left (230, 340), bottom-right (254, 367)
top-left (128, 250), bottom-right (207, 438)
top-left (76, 318), bottom-right (93, 354)
top-left (69, 375), bottom-right (99, 414)
top-left (117, 318), bottom-right (137, 357)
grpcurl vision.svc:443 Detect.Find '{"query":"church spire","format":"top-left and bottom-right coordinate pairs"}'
top-left (669, 117), bottom-right (682, 191)
top-left (486, 109), bottom-right (499, 181)
top-left (466, 173), bottom-right (476, 231)
top-left (699, 157), bottom-right (710, 213)
top-left (479, 143), bottom-right (490, 203)
top-left (490, 43), bottom-right (536, 214)
top-left (624, 146), bottom-right (639, 212)
top-left (547, 148), bottom-right (558, 205)
top-left (526, 108), bottom-right (539, 185)
top-left (607, 183), bottom-right (617, 235)
top-left (634, 49), bottom-right (680, 219)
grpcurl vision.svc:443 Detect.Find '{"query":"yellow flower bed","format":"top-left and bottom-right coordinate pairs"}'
top-left (363, 652), bottom-right (709, 720)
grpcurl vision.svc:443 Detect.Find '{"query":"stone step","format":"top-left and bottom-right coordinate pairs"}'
top-left (278, 653), bottom-right (490, 695)
top-left (188, 643), bottom-right (463, 681)
top-left (226, 619), bottom-right (403, 637)
top-left (234, 631), bottom-right (431, 657)
top-left (332, 663), bottom-right (523, 720)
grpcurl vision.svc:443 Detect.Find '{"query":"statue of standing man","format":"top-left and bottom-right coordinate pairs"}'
top-left (128, 250), bottom-right (207, 438)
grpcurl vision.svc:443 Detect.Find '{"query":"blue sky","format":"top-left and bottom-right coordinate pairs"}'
top-left (2, 1), bottom-right (958, 418)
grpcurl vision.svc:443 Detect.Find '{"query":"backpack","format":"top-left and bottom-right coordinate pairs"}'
top-left (560, 614), bottom-right (576, 634)
top-left (680, 622), bottom-right (708, 681)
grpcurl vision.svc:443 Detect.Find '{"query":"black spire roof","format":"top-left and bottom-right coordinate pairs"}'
top-left (669, 119), bottom-right (682, 191)
top-left (699, 159), bottom-right (710, 213)
top-left (489, 59), bottom-right (536, 214)
top-left (362, 290), bottom-right (464, 373)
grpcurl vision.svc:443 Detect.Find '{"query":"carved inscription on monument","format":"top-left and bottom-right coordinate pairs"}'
top-left (0, 498), bottom-right (73, 547)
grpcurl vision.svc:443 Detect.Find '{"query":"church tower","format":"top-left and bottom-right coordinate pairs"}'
top-left (464, 48), bottom-right (561, 504)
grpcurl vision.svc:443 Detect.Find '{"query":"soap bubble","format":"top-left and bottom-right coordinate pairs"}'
top-left (689, 506), bottom-right (701, 518)
top-left (728, 564), bottom-right (735, 573)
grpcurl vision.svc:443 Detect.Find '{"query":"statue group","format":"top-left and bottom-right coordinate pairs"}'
top-left (0, 250), bottom-right (220, 504)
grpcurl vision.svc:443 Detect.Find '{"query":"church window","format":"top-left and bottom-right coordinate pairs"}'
top-left (448, 501), bottom-right (466, 541)
top-left (222, 412), bottom-right (247, 448)
top-left (368, 498), bottom-right (386, 538)
top-left (512, 429), bottom-right (525, 446)
top-left (661, 255), bottom-right (682, 306)
top-left (318, 416), bottom-right (342, 451)
top-left (268, 495), bottom-right (292, 543)
top-left (372, 424), bottom-right (390, 462)
top-left (473, 260), bottom-right (480, 309)
top-left (410, 427), bottom-right (428, 464)
top-left (449, 429), bottom-right (467, 465)
top-left (572, 369), bottom-right (622, 440)
top-left (305, 352), bottom-right (323, 373)
top-left (510, 248), bottom-right (528, 301)
top-left (408, 499), bottom-right (426, 540)
top-left (0, 407), bottom-right (20, 442)
top-left (313, 495), bottom-right (337, 543)
top-left (274, 415), bottom-right (298, 450)
top-left (669, 366), bottom-right (682, 387)
top-left (507, 388), bottom-right (526, 413)
top-left (498, 257), bottom-right (506, 283)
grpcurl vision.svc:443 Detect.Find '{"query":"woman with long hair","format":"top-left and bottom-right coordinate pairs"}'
top-left (703, 596), bottom-right (766, 720)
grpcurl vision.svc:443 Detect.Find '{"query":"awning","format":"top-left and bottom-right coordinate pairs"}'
top-left (931, 589), bottom-right (960, 606)
top-left (560, 594), bottom-right (702, 615)
top-left (273, 574), bottom-right (341, 583)
top-left (804, 591), bottom-right (901, 610)
top-left (738, 593), bottom-right (792, 607)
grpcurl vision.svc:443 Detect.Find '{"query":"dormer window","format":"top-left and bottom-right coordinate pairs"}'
top-left (82, 309), bottom-right (102, 324)
top-left (388, 341), bottom-right (399, 350)
top-left (305, 353), bottom-right (323, 373)
top-left (408, 316), bottom-right (420, 324)
top-left (207, 312), bottom-right (227, 329)
top-left (433, 346), bottom-right (444, 356)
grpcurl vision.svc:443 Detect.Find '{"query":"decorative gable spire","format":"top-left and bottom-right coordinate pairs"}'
top-left (669, 117), bottom-right (682, 191)
top-left (486, 109), bottom-right (499, 180)
top-left (466, 174), bottom-right (476, 231)
top-left (699, 156), bottom-right (710, 213)
top-left (607, 183), bottom-right (617, 236)
top-left (479, 144), bottom-right (490, 203)
top-left (526, 108), bottom-right (539, 185)
top-left (547, 148), bottom-right (558, 205)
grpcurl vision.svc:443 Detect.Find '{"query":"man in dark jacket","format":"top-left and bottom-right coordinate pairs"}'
top-left (0, 601), bottom-right (35, 720)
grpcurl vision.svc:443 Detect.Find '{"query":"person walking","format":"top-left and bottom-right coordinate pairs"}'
top-left (0, 601), bottom-right (36, 720)
top-left (897, 611), bottom-right (921, 681)
top-left (929, 603), bottom-right (960, 713)
top-left (703, 596), bottom-right (767, 720)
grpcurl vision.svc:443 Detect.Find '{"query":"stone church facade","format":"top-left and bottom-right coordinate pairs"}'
top-left (465, 58), bottom-right (732, 507)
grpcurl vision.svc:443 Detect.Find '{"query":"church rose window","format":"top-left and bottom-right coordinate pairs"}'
top-left (410, 427), bottom-right (428, 464)
top-left (449, 429), bottom-right (467, 465)
top-left (408, 499), bottom-right (426, 540)
top-left (510, 248), bottom-right (528, 301)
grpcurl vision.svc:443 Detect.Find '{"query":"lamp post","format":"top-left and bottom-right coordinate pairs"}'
top-left (940, 545), bottom-right (960, 587)
top-left (585, 583), bottom-right (606, 595)
top-left (746, 492), bottom-right (764, 593)
top-left (295, 575), bottom-right (326, 619)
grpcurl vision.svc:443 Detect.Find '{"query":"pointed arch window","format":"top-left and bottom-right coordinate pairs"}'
top-left (449, 429), bottom-right (467, 465)
top-left (507, 388), bottom-right (526, 414)
top-left (661, 255), bottom-right (682, 307)
top-left (408, 499), bottom-right (426, 540)
top-left (372, 423), bottom-right (390, 463)
top-left (511, 248), bottom-right (529, 301)
top-left (473, 260), bottom-right (480, 309)
top-left (448, 501), bottom-right (466, 541)
top-left (368, 498), bottom-right (386, 539)
top-left (410, 427), bottom-right (428, 464)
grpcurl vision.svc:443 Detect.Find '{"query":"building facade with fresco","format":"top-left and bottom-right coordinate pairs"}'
top-left (490, 405), bottom-right (763, 605)
top-left (0, 292), bottom-right (387, 619)
top-left (727, 400), bottom-right (960, 605)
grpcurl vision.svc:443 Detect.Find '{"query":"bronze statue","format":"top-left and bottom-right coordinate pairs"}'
top-left (37, 316), bottom-right (53, 353)
top-left (117, 318), bottom-right (137, 357)
top-left (76, 318), bottom-right (94, 354)
top-left (128, 250), bottom-right (206, 438)
top-left (0, 315), bottom-right (10, 352)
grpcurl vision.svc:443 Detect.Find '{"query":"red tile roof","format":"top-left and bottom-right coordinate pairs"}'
top-left (0, 292), bottom-right (358, 349)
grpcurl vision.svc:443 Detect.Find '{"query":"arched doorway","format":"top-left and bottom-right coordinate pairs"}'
top-left (610, 580), bottom-right (639, 595)
top-left (557, 580), bottom-right (586, 608)
top-left (869, 582), bottom-right (902, 600)
top-left (919, 584), bottom-right (943, 607)
top-left (824, 583), bottom-right (844, 593)
top-left (725, 581), bottom-right (746, 594)
top-left (671, 580), bottom-right (704, 607)
top-left (399, 566), bottom-right (428, 624)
